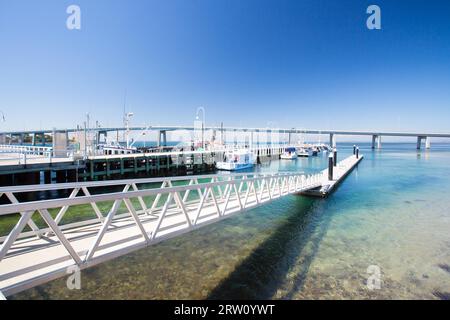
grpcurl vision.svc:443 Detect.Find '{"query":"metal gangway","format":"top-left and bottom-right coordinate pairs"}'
top-left (0, 170), bottom-right (324, 296)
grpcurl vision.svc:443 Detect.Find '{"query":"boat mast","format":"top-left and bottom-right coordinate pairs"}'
top-left (122, 90), bottom-right (127, 144)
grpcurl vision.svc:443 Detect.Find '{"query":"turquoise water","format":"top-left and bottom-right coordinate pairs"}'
top-left (11, 143), bottom-right (450, 299)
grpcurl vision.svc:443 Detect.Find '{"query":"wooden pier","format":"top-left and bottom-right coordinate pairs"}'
top-left (0, 145), bottom-right (292, 186)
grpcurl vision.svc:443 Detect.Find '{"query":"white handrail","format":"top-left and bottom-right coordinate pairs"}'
top-left (0, 172), bottom-right (322, 293)
top-left (0, 172), bottom-right (321, 216)
top-left (0, 171), bottom-right (301, 193)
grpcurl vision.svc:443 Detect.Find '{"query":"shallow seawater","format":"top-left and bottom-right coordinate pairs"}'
top-left (11, 143), bottom-right (450, 300)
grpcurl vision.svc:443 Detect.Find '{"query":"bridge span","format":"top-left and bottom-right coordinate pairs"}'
top-left (0, 154), bottom-right (361, 297)
top-left (2, 126), bottom-right (450, 150)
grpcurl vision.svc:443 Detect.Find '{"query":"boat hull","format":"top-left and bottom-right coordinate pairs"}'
top-left (280, 154), bottom-right (297, 160)
top-left (215, 162), bottom-right (254, 171)
top-left (298, 153), bottom-right (311, 157)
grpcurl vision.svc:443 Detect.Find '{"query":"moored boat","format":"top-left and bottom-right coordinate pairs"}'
top-left (216, 149), bottom-right (256, 171)
top-left (297, 147), bottom-right (313, 157)
top-left (280, 147), bottom-right (298, 160)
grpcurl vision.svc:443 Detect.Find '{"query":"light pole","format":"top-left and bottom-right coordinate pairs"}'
top-left (196, 107), bottom-right (205, 149)
top-left (125, 112), bottom-right (134, 149)
top-left (85, 113), bottom-right (91, 156)
top-left (0, 111), bottom-right (6, 145)
top-left (83, 121), bottom-right (87, 157)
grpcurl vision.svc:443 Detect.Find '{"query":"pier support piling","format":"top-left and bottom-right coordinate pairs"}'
top-left (56, 170), bottom-right (66, 183)
top-left (328, 154), bottom-right (334, 180)
top-left (44, 171), bottom-right (51, 184)
top-left (333, 149), bottom-right (337, 167)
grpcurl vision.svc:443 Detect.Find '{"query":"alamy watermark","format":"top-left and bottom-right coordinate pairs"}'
top-left (366, 265), bottom-right (382, 290)
top-left (366, 5), bottom-right (381, 30)
top-left (66, 265), bottom-right (81, 290)
top-left (66, 5), bottom-right (81, 30)
top-left (64, 4), bottom-right (379, 31)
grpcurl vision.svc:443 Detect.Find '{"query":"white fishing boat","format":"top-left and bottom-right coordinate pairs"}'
top-left (216, 149), bottom-right (256, 171)
top-left (297, 147), bottom-right (313, 157)
top-left (280, 147), bottom-right (297, 160)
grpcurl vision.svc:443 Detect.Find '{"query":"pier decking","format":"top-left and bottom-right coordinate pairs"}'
top-left (301, 155), bottom-right (363, 197)
top-left (0, 155), bottom-right (76, 169)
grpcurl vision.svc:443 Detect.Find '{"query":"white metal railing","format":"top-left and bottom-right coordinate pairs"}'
top-left (90, 143), bottom-right (297, 159)
top-left (0, 145), bottom-right (76, 164)
top-left (0, 144), bottom-right (53, 156)
top-left (0, 170), bottom-right (323, 295)
top-left (0, 144), bottom-right (53, 165)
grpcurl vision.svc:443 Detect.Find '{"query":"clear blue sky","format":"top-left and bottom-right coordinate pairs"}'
top-left (0, 0), bottom-right (449, 133)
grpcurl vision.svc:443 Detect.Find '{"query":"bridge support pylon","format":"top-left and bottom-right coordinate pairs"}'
top-left (329, 133), bottom-right (336, 148)
top-left (157, 130), bottom-right (167, 147)
top-left (417, 136), bottom-right (431, 150)
top-left (417, 136), bottom-right (423, 150)
top-left (425, 136), bottom-right (431, 149)
top-left (372, 135), bottom-right (381, 149)
top-left (96, 130), bottom-right (108, 145)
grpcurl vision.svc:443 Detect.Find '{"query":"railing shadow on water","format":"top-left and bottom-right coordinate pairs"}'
top-left (207, 195), bottom-right (335, 300)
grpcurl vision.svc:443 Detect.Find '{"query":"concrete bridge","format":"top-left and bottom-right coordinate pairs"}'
top-left (2, 126), bottom-right (450, 150)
